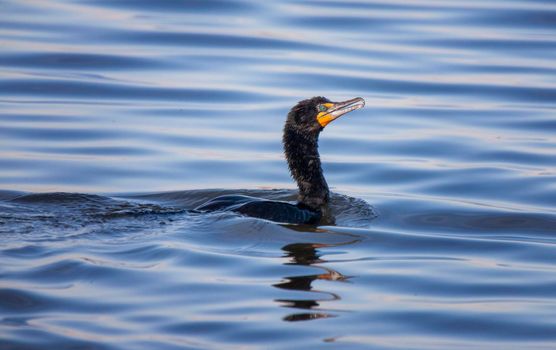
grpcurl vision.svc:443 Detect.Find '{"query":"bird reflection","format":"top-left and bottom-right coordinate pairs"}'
top-left (273, 240), bottom-right (356, 322)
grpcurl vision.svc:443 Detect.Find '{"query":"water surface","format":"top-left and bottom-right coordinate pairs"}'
top-left (1, 0), bottom-right (556, 349)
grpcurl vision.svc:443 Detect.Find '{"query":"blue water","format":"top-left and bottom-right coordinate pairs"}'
top-left (1, 0), bottom-right (556, 349)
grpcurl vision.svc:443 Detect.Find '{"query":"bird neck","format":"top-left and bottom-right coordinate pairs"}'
top-left (283, 127), bottom-right (330, 214)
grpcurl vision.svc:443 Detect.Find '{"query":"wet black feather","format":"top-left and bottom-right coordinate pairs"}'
top-left (195, 96), bottom-right (335, 225)
top-left (283, 96), bottom-right (334, 224)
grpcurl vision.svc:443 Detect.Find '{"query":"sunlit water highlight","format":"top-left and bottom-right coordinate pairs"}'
top-left (1, 0), bottom-right (555, 349)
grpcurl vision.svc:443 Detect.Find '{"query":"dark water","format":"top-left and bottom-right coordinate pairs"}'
top-left (1, 0), bottom-right (556, 349)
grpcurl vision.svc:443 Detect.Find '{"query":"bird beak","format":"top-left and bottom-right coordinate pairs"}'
top-left (317, 97), bottom-right (365, 128)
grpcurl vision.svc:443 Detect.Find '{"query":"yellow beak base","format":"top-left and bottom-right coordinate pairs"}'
top-left (316, 97), bottom-right (365, 128)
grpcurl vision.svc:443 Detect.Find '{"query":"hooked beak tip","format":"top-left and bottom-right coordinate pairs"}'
top-left (317, 97), bottom-right (365, 128)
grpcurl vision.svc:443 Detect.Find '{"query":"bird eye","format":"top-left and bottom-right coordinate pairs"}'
top-left (317, 105), bottom-right (327, 112)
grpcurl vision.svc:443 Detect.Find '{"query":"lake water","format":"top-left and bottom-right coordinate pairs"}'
top-left (1, 0), bottom-right (556, 349)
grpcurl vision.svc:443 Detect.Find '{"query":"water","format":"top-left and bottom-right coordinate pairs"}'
top-left (1, 0), bottom-right (556, 348)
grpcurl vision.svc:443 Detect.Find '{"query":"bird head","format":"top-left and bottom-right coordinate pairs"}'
top-left (285, 96), bottom-right (365, 135)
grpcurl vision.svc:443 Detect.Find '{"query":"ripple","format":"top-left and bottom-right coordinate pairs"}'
top-left (84, 0), bottom-right (257, 13)
top-left (273, 72), bottom-right (556, 103)
top-left (0, 53), bottom-right (174, 71)
top-left (2, 0), bottom-right (556, 348)
top-left (0, 79), bottom-right (269, 102)
top-left (466, 9), bottom-right (556, 29)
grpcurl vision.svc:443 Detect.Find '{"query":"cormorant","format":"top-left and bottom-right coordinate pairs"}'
top-left (195, 96), bottom-right (365, 225)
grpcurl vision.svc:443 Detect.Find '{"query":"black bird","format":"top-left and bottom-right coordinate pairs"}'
top-left (195, 96), bottom-right (365, 225)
